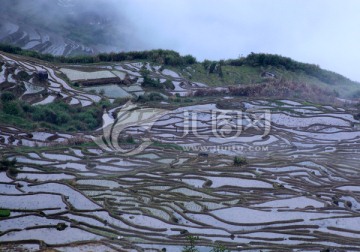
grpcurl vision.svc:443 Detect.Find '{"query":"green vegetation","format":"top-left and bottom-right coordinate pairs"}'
top-left (169, 96), bottom-right (194, 104)
top-left (16, 70), bottom-right (31, 81)
top-left (141, 69), bottom-right (175, 90)
top-left (193, 79), bottom-right (338, 104)
top-left (0, 157), bottom-right (18, 176)
top-left (152, 141), bottom-right (183, 151)
top-left (1, 43), bottom-right (359, 97)
top-left (176, 54), bottom-right (360, 98)
top-left (180, 53), bottom-right (354, 85)
top-left (0, 43), bottom-right (196, 66)
top-left (119, 135), bottom-right (135, 144)
top-left (0, 157), bottom-right (17, 172)
top-left (56, 222), bottom-right (68, 231)
top-left (210, 243), bottom-right (231, 252)
top-left (0, 95), bottom-right (108, 131)
top-left (228, 53), bottom-right (346, 84)
top-left (1, 92), bottom-right (16, 102)
top-left (234, 156), bottom-right (248, 166)
top-left (0, 209), bottom-right (11, 218)
top-left (202, 60), bottom-right (224, 78)
top-left (203, 180), bottom-right (213, 188)
top-left (182, 235), bottom-right (200, 252)
top-left (138, 92), bottom-right (166, 102)
top-left (182, 236), bottom-right (230, 252)
top-left (141, 76), bottom-right (166, 89)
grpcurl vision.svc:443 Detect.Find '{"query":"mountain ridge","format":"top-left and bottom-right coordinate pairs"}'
top-left (1, 43), bottom-right (358, 99)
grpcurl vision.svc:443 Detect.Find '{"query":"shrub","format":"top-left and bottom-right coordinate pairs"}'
top-left (114, 97), bottom-right (131, 106)
top-left (56, 222), bottom-right (68, 231)
top-left (203, 180), bottom-right (213, 188)
top-left (0, 97), bottom-right (103, 131)
top-left (202, 60), bottom-right (212, 70)
top-left (1, 92), bottom-right (15, 102)
top-left (138, 94), bottom-right (150, 102)
top-left (33, 108), bottom-right (57, 124)
top-left (17, 71), bottom-right (31, 81)
top-left (208, 62), bottom-right (217, 74)
top-left (183, 55), bottom-right (197, 64)
top-left (138, 92), bottom-right (165, 102)
top-left (64, 136), bottom-right (90, 146)
top-left (57, 112), bottom-right (71, 124)
top-left (234, 156), bottom-right (248, 166)
top-left (8, 166), bottom-right (18, 177)
top-left (142, 76), bottom-right (163, 89)
top-left (0, 157), bottom-right (17, 172)
top-left (99, 98), bottom-right (112, 109)
top-left (210, 243), bottom-right (230, 252)
top-left (21, 102), bottom-right (35, 113)
top-left (3, 101), bottom-right (22, 116)
top-left (30, 101), bottom-right (101, 129)
top-left (0, 209), bottom-right (10, 217)
top-left (125, 135), bottom-right (135, 144)
top-left (76, 111), bottom-right (99, 129)
top-left (182, 235), bottom-right (199, 252)
top-left (164, 80), bottom-right (175, 90)
top-left (149, 92), bottom-right (165, 101)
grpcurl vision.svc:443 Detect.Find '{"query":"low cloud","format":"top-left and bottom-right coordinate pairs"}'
top-left (1, 0), bottom-right (359, 81)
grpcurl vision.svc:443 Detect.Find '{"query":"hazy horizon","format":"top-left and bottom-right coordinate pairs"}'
top-left (121, 0), bottom-right (360, 82)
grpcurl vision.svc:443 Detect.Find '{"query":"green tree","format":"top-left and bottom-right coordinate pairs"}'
top-left (182, 235), bottom-right (199, 252)
top-left (183, 55), bottom-right (197, 64)
top-left (234, 156), bottom-right (248, 166)
top-left (1, 92), bottom-right (15, 102)
top-left (3, 101), bottom-right (22, 116)
top-left (210, 243), bottom-right (230, 252)
top-left (0, 157), bottom-right (17, 172)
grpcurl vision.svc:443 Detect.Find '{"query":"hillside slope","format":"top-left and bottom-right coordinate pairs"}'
top-left (2, 48), bottom-right (360, 252)
top-left (0, 0), bottom-right (135, 56)
top-left (1, 45), bottom-right (360, 103)
top-left (171, 53), bottom-right (360, 99)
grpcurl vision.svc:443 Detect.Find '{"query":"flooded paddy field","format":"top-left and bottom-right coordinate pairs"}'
top-left (0, 51), bottom-right (208, 109)
top-left (1, 96), bottom-right (360, 251)
top-left (1, 51), bottom-right (360, 251)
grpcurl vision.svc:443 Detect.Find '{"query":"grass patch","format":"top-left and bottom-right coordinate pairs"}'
top-left (13, 141), bottom-right (97, 154)
top-left (0, 209), bottom-right (10, 218)
top-left (0, 97), bottom-right (111, 132)
top-left (234, 156), bottom-right (248, 166)
top-left (152, 141), bottom-right (183, 151)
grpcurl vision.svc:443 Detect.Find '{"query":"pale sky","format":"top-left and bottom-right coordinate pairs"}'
top-left (117, 0), bottom-right (360, 82)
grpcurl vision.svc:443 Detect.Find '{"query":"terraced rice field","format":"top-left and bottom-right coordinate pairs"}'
top-left (0, 53), bottom-right (102, 107)
top-left (0, 52), bottom-right (207, 108)
top-left (60, 68), bottom-right (117, 81)
top-left (1, 95), bottom-right (360, 251)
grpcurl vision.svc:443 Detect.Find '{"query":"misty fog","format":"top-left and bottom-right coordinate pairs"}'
top-left (1, 0), bottom-right (360, 81)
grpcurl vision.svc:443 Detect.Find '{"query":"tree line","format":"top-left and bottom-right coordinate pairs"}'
top-left (0, 43), bottom-right (196, 66)
top-left (226, 52), bottom-right (350, 84)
